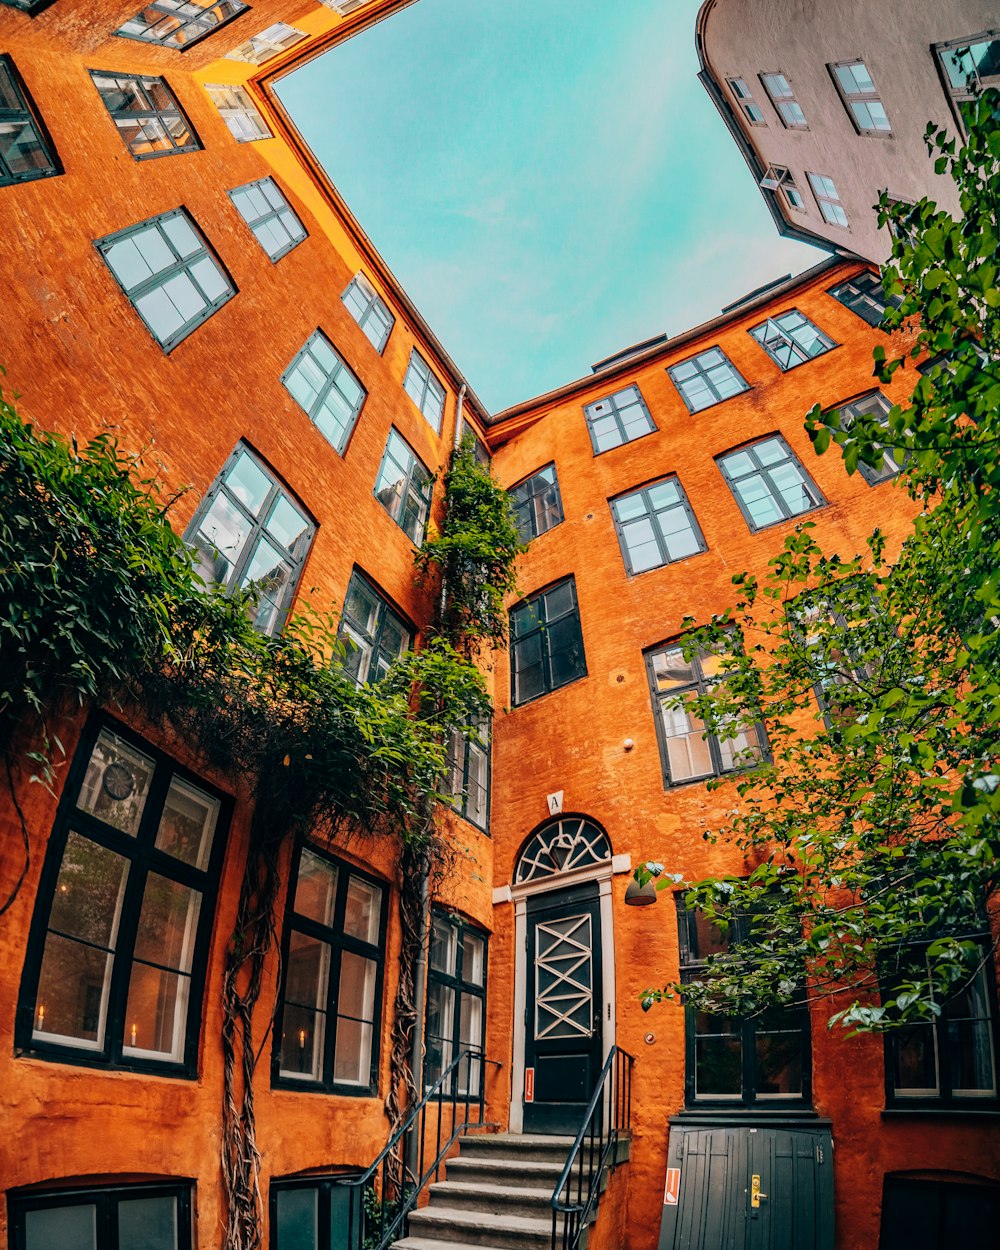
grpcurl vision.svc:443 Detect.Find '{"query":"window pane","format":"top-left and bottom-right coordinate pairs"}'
top-left (755, 1025), bottom-right (804, 1096)
top-left (333, 1017), bottom-right (373, 1084)
top-left (47, 831), bottom-right (130, 951)
top-left (695, 1024), bottom-right (742, 1095)
top-left (77, 730), bottom-right (155, 835)
top-left (123, 962), bottom-right (190, 1059)
top-left (338, 951), bottom-right (376, 1021)
top-left (661, 695), bottom-right (713, 781)
top-left (463, 931), bottom-right (485, 986)
top-left (430, 916), bottom-right (458, 974)
top-left (285, 931), bottom-right (331, 1007)
top-left (343, 876), bottom-right (381, 945)
top-left (226, 451), bottom-right (271, 516)
top-left (131, 875), bottom-right (202, 973)
top-left (25, 1205), bottom-right (97, 1250)
top-left (280, 1001), bottom-right (326, 1079)
top-left (35, 933), bottom-right (115, 1049)
top-left (294, 850), bottom-right (338, 925)
top-left (154, 777), bottom-right (219, 869)
top-left (276, 1188), bottom-right (318, 1250)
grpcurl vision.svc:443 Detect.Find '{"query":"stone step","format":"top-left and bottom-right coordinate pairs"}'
top-left (443, 1157), bottom-right (565, 1193)
top-left (405, 1206), bottom-right (552, 1250)
top-left (458, 1134), bottom-right (576, 1165)
top-left (427, 1181), bottom-right (554, 1219)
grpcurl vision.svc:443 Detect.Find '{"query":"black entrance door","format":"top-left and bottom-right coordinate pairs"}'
top-left (523, 882), bottom-right (603, 1134)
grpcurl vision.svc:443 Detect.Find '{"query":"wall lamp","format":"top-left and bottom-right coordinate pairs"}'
top-left (625, 861), bottom-right (681, 906)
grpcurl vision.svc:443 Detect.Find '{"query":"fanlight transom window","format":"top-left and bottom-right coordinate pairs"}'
top-left (515, 818), bottom-right (612, 884)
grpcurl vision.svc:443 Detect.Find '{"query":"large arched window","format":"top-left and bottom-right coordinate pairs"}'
top-left (514, 817), bottom-right (612, 885)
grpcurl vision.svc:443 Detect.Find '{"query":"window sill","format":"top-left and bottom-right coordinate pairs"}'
top-left (672, 1109), bottom-right (827, 1127)
top-left (882, 1106), bottom-right (1000, 1120)
top-left (271, 1078), bottom-right (381, 1099)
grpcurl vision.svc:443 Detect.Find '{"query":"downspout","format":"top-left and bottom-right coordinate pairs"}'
top-left (406, 382), bottom-right (467, 1177)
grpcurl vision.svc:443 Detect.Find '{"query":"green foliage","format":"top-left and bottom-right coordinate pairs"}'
top-left (641, 95), bottom-right (1000, 1033)
top-left (416, 434), bottom-right (524, 655)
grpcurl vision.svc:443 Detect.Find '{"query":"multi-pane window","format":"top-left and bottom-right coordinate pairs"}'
top-left (374, 428), bottom-right (433, 544)
top-left (829, 61), bottom-right (891, 134)
top-left (226, 22), bottom-right (306, 64)
top-left (761, 165), bottom-right (805, 212)
top-left (271, 1176), bottom-right (361, 1250)
top-left (834, 392), bottom-right (902, 486)
top-left (749, 309), bottom-right (836, 371)
top-left (229, 178), bottom-right (306, 262)
top-left (337, 570), bottom-right (411, 686)
top-left (760, 72), bottom-right (807, 128)
top-left (274, 844), bottom-right (387, 1092)
top-left (668, 347), bottom-right (749, 413)
top-left (204, 83), bottom-right (271, 142)
top-left (425, 911), bottom-right (487, 1094)
top-left (96, 209), bottom-right (235, 352)
top-left (726, 77), bottom-right (765, 125)
top-left (0, 57), bottom-right (59, 187)
top-left (186, 443), bottom-right (315, 636)
top-left (789, 589), bottom-right (880, 726)
top-left (508, 464), bottom-right (563, 543)
top-left (462, 419), bottom-right (491, 466)
top-left (9, 1183), bottom-right (193, 1250)
top-left (646, 639), bottom-right (765, 786)
top-left (934, 33), bottom-right (1000, 120)
top-left (115, 0), bottom-right (247, 50)
top-left (583, 384), bottom-right (656, 454)
top-left (807, 172), bottom-right (849, 228)
top-left (879, 1175), bottom-right (1000, 1250)
top-left (404, 349), bottom-right (446, 433)
top-left (90, 72), bottom-right (199, 161)
top-left (510, 578), bottom-right (587, 706)
top-left (678, 901), bottom-right (809, 1106)
top-left (446, 722), bottom-right (490, 832)
top-left (342, 272), bottom-right (394, 353)
top-left (283, 330), bottom-right (366, 456)
top-left (611, 478), bottom-right (705, 575)
top-left (828, 271), bottom-right (898, 328)
top-left (717, 436), bottom-right (825, 531)
top-left (16, 721), bottom-right (227, 1074)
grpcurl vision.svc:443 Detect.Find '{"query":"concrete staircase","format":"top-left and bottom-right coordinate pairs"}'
top-left (391, 1133), bottom-right (580, 1250)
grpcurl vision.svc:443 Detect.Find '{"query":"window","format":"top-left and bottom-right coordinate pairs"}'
top-left (678, 899), bottom-right (810, 1106)
top-left (760, 164), bottom-right (804, 211)
top-left (789, 588), bottom-right (880, 725)
top-left (274, 844), bottom-right (387, 1092)
top-left (583, 383), bottom-right (656, 454)
top-left (374, 428), bottom-right (433, 544)
top-left (510, 578), bottom-right (587, 706)
top-left (90, 71), bottom-right (200, 160)
top-left (885, 945), bottom-right (997, 1108)
top-left (828, 271), bottom-right (898, 328)
top-left (646, 638), bottom-right (765, 786)
top-left (186, 443), bottom-right (315, 636)
top-left (342, 273), bottom-right (394, 353)
top-left (115, 0), bottom-right (247, 49)
top-left (611, 477), bottom-right (705, 575)
top-left (508, 463), bottom-right (563, 543)
top-left (668, 346), bottom-right (749, 413)
top-left (829, 60), bottom-right (891, 134)
top-left (446, 722), bottom-right (490, 832)
top-left (204, 84), bottom-right (271, 142)
top-left (760, 72), bottom-right (807, 128)
top-left (0, 56), bottom-right (59, 187)
top-left (337, 570), bottom-right (412, 686)
top-left (726, 77), bottom-right (766, 125)
top-left (462, 419), bottom-right (490, 466)
top-left (834, 392), bottom-right (902, 486)
top-left (717, 435), bottom-right (825, 531)
top-left (404, 349), bottom-right (446, 433)
top-left (934, 33), bottom-right (1000, 124)
top-left (0, 0), bottom-right (55, 12)
top-left (96, 209), bottom-right (235, 352)
top-left (16, 720), bottom-right (228, 1074)
top-left (425, 911), bottom-right (487, 1094)
top-left (878, 1174), bottom-right (1000, 1250)
top-left (807, 172), bottom-right (849, 228)
top-left (9, 1182), bottom-right (192, 1250)
top-left (749, 309), bottom-right (836, 371)
top-left (283, 330), bottom-right (366, 456)
top-left (229, 177), bottom-right (306, 262)
top-left (271, 1176), bottom-right (361, 1250)
top-left (226, 21), bottom-right (306, 64)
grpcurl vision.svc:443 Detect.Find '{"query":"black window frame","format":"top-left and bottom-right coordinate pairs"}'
top-left (425, 909), bottom-right (488, 1096)
top-left (282, 329), bottom-right (367, 457)
top-left (667, 346), bottom-right (750, 414)
top-left (15, 714), bottom-right (231, 1079)
top-left (677, 897), bottom-right (812, 1110)
top-left (0, 55), bottom-right (61, 187)
top-left (582, 383), bottom-right (657, 455)
top-left (269, 1173), bottom-right (363, 1250)
top-left (508, 463), bottom-right (564, 544)
top-left (403, 348), bottom-right (447, 434)
top-left (828, 271), bottom-right (899, 329)
top-left (717, 434), bottom-right (826, 532)
top-left (272, 841), bottom-right (389, 1096)
top-left (228, 177), bottom-right (307, 262)
top-left (337, 568), bottom-right (413, 687)
top-left (374, 427), bottom-right (434, 545)
top-left (9, 1180), bottom-right (194, 1250)
top-left (446, 720), bottom-right (491, 834)
top-left (185, 441), bottom-right (316, 638)
top-left (509, 576), bottom-right (588, 707)
top-left (645, 633), bottom-right (768, 788)
top-left (90, 70), bottom-right (201, 161)
top-left (115, 0), bottom-right (248, 50)
top-left (341, 272), bottom-right (395, 354)
top-left (203, 82), bottom-right (272, 142)
top-left (610, 475), bottom-right (706, 576)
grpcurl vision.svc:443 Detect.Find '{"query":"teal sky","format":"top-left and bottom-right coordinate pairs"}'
top-left (275, 0), bottom-right (824, 413)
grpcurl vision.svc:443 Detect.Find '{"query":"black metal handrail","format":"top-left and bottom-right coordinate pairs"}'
top-left (550, 1045), bottom-right (635, 1250)
top-left (334, 1047), bottom-right (498, 1250)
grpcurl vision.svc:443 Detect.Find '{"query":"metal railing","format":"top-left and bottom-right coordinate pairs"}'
top-left (550, 1045), bottom-right (635, 1250)
top-left (334, 1047), bottom-right (497, 1250)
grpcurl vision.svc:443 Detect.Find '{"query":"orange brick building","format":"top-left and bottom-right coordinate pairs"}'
top-left (0, 4), bottom-right (996, 1250)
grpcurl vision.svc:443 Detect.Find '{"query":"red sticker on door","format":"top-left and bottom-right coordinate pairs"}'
top-left (525, 1067), bottom-right (535, 1102)
top-left (664, 1167), bottom-right (681, 1206)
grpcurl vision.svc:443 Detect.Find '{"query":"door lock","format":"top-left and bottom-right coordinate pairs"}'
top-left (750, 1174), bottom-right (767, 1209)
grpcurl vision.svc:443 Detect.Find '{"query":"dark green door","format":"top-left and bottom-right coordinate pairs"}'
top-left (658, 1124), bottom-right (834, 1250)
top-left (523, 882), bottom-right (603, 1134)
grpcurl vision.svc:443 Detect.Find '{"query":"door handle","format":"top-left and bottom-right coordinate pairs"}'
top-left (750, 1174), bottom-right (768, 1209)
